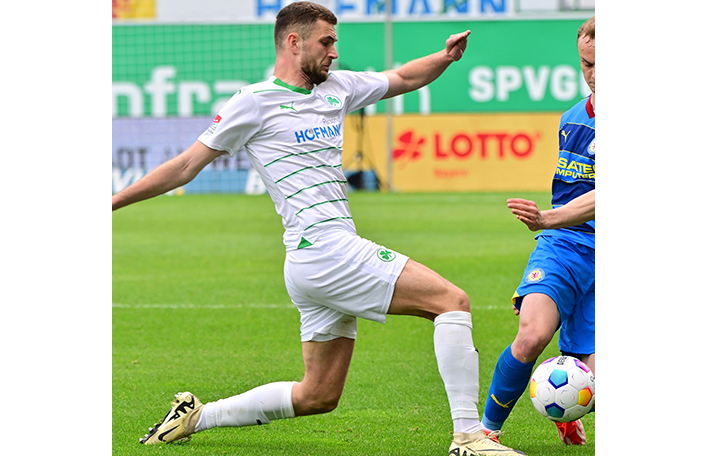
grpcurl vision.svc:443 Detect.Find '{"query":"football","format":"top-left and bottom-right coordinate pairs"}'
top-left (529, 356), bottom-right (595, 422)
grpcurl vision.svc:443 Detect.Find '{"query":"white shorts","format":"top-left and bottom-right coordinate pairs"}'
top-left (283, 229), bottom-right (409, 342)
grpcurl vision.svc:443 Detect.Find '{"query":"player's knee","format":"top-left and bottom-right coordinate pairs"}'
top-left (514, 328), bottom-right (553, 360)
top-left (429, 286), bottom-right (469, 318)
top-left (306, 393), bottom-right (341, 415)
top-left (448, 286), bottom-right (470, 313)
top-left (317, 395), bottom-right (341, 414)
top-left (296, 387), bottom-right (342, 415)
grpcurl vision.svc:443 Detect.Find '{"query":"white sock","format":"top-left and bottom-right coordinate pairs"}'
top-left (194, 381), bottom-right (296, 432)
top-left (453, 418), bottom-right (483, 435)
top-left (433, 311), bottom-right (482, 434)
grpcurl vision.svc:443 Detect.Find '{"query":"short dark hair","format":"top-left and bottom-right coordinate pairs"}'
top-left (274, 1), bottom-right (338, 48)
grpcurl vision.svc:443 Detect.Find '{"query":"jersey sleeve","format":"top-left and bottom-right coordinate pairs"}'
top-left (333, 71), bottom-right (389, 114)
top-left (197, 89), bottom-right (262, 157)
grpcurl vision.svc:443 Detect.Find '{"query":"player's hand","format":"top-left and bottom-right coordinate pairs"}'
top-left (512, 305), bottom-right (520, 316)
top-left (507, 198), bottom-right (546, 231)
top-left (445, 30), bottom-right (470, 61)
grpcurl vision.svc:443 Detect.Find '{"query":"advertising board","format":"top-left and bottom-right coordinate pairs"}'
top-left (342, 112), bottom-right (562, 191)
top-left (112, 17), bottom-right (591, 192)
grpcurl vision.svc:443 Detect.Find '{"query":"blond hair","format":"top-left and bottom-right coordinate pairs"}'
top-left (578, 16), bottom-right (595, 41)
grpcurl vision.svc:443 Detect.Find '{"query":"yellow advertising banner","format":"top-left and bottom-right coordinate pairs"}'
top-left (342, 113), bottom-right (563, 192)
top-left (113, 0), bottom-right (156, 19)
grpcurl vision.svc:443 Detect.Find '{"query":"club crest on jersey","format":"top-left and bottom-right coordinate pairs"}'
top-left (323, 94), bottom-right (342, 109)
top-left (207, 115), bottom-right (222, 134)
top-left (525, 268), bottom-right (545, 283)
top-left (376, 248), bottom-right (396, 262)
top-left (587, 139), bottom-right (596, 156)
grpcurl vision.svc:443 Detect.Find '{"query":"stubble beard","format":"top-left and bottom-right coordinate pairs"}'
top-left (301, 57), bottom-right (329, 86)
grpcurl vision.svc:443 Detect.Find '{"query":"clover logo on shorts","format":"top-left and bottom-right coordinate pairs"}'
top-left (376, 248), bottom-right (396, 262)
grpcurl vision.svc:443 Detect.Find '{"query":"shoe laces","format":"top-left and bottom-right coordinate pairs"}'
top-left (483, 431), bottom-right (510, 448)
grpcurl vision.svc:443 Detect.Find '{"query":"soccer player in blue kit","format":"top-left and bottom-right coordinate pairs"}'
top-left (481, 16), bottom-right (595, 446)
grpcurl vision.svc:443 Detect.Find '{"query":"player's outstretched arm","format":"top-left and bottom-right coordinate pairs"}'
top-left (382, 30), bottom-right (470, 99)
top-left (112, 140), bottom-right (224, 211)
top-left (508, 190), bottom-right (595, 231)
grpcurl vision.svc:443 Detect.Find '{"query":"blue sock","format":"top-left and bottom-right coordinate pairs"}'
top-left (482, 345), bottom-right (536, 431)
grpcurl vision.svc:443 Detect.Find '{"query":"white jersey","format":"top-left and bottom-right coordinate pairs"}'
top-left (198, 71), bottom-right (389, 251)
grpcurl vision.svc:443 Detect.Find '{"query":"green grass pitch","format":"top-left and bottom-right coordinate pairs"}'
top-left (112, 192), bottom-right (595, 455)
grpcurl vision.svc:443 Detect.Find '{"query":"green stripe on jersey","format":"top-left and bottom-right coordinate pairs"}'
top-left (264, 146), bottom-right (342, 168)
top-left (303, 217), bottom-right (353, 231)
top-left (296, 198), bottom-right (349, 215)
top-left (275, 164), bottom-right (342, 184)
top-left (285, 180), bottom-right (347, 200)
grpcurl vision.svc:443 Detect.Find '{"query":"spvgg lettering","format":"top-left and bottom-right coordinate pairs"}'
top-left (295, 124), bottom-right (342, 143)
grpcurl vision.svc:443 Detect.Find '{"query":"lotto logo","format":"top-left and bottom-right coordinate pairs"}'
top-left (392, 129), bottom-right (538, 167)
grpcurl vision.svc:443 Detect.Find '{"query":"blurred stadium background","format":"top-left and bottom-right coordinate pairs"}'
top-left (112, 0), bottom-right (594, 195)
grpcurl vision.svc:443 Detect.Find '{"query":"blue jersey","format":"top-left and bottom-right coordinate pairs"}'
top-left (540, 95), bottom-right (595, 249)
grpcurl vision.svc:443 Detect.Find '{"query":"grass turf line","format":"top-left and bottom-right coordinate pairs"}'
top-left (113, 192), bottom-right (594, 455)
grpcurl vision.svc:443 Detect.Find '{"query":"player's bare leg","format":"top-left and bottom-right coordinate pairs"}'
top-left (190, 337), bottom-right (354, 432)
top-left (481, 294), bottom-right (558, 433)
top-left (141, 335), bottom-right (356, 444)
top-left (388, 259), bottom-right (526, 455)
top-left (510, 293), bottom-right (560, 363)
top-left (292, 337), bottom-right (355, 416)
top-left (387, 259), bottom-right (469, 319)
top-left (512, 293), bottom-right (589, 445)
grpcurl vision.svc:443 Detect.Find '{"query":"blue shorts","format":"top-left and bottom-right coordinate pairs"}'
top-left (513, 235), bottom-right (595, 355)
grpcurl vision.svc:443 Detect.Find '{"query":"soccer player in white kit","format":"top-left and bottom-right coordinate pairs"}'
top-left (112, 3), bottom-right (525, 455)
